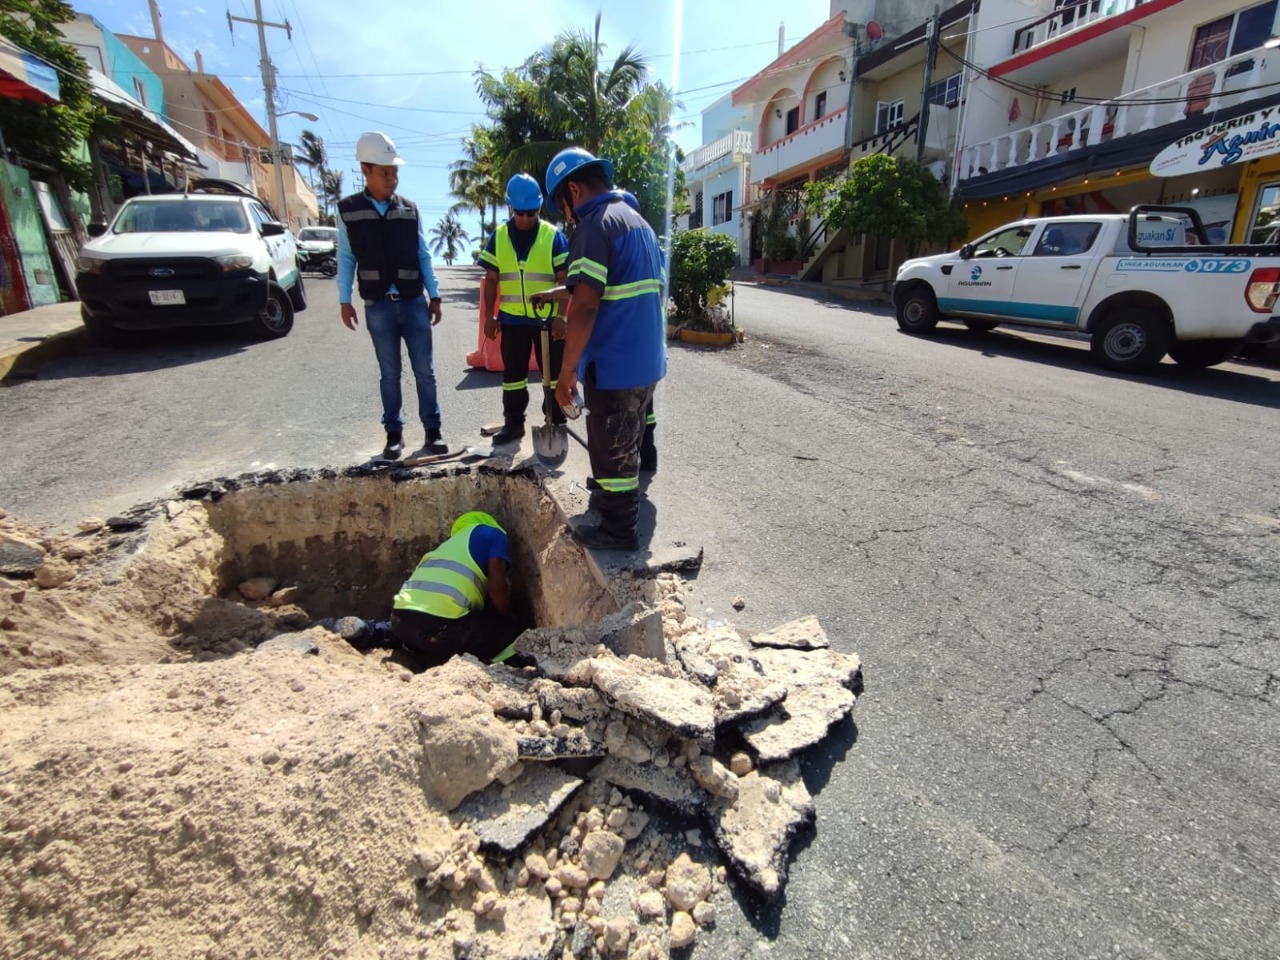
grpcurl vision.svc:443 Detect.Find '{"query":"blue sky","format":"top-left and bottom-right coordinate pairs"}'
top-left (76, 0), bottom-right (832, 248)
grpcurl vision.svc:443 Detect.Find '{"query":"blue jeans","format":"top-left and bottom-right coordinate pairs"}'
top-left (364, 296), bottom-right (440, 432)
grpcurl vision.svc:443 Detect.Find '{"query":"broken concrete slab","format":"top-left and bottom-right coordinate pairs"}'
top-left (713, 665), bottom-right (788, 729)
top-left (749, 645), bottom-right (862, 692)
top-left (587, 655), bottom-right (715, 741)
top-left (741, 685), bottom-right (856, 763)
top-left (595, 757), bottom-right (704, 817)
top-left (595, 542), bottom-right (704, 576)
top-left (255, 633), bottom-right (321, 655)
top-left (749, 614), bottom-right (830, 650)
top-left (708, 760), bottom-right (815, 902)
top-left (517, 602), bottom-right (667, 671)
top-left (0, 539), bottom-right (45, 578)
top-left (517, 734), bottom-right (606, 761)
top-left (672, 635), bottom-right (718, 686)
top-left (455, 764), bottom-right (584, 855)
top-left (598, 603), bottom-right (665, 661)
top-left (415, 690), bottom-right (519, 811)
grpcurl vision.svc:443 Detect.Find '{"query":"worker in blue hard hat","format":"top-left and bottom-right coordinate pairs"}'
top-left (314, 510), bottom-right (531, 670)
top-left (530, 147), bottom-right (667, 552)
top-left (478, 173), bottom-right (571, 446)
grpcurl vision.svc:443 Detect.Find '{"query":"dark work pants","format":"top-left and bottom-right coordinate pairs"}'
top-left (499, 322), bottom-right (566, 427)
top-left (583, 365), bottom-right (655, 537)
top-left (390, 606), bottom-right (523, 670)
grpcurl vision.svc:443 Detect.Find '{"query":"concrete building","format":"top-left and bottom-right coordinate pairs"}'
top-left (679, 95), bottom-right (753, 264)
top-left (117, 6), bottom-right (317, 231)
top-left (954, 0), bottom-right (1280, 245)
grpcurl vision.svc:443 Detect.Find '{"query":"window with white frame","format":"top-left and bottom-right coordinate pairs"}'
top-left (926, 72), bottom-right (963, 107)
top-left (132, 77), bottom-right (148, 107)
top-left (1189, 0), bottom-right (1278, 70)
top-left (876, 99), bottom-right (905, 133)
top-left (712, 190), bottom-right (734, 226)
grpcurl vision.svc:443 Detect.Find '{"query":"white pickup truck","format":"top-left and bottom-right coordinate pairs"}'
top-left (892, 205), bottom-right (1280, 372)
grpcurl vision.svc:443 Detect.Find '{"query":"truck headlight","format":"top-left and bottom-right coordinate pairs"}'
top-left (76, 256), bottom-right (105, 274)
top-left (214, 254), bottom-right (254, 271)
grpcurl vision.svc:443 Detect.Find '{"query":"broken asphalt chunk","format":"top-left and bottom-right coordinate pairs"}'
top-left (517, 734), bottom-right (606, 761)
top-left (749, 614), bottom-right (831, 650)
top-left (587, 655), bottom-right (715, 741)
top-left (454, 764), bottom-right (584, 855)
top-left (594, 756), bottom-right (704, 817)
top-left (708, 761), bottom-right (814, 902)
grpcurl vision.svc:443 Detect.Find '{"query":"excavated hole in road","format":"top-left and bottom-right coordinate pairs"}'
top-left (166, 468), bottom-right (620, 658)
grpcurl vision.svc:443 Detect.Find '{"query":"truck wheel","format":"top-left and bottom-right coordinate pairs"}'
top-left (1091, 308), bottom-right (1169, 373)
top-left (896, 285), bottom-right (940, 334)
top-left (80, 306), bottom-right (126, 347)
top-left (287, 270), bottom-right (307, 312)
top-left (964, 320), bottom-right (999, 335)
top-left (1167, 339), bottom-right (1240, 368)
top-left (248, 281), bottom-right (294, 339)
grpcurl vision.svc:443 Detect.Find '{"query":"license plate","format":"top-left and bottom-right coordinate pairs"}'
top-left (149, 289), bottom-right (185, 306)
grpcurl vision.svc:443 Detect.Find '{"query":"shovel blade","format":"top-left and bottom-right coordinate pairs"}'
top-left (532, 423), bottom-right (569, 467)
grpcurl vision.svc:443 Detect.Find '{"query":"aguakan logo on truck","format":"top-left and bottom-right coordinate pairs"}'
top-left (1150, 109), bottom-right (1280, 177)
top-left (958, 265), bottom-right (991, 287)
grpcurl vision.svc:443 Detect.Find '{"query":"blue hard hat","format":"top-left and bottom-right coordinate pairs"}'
top-left (545, 147), bottom-right (615, 202)
top-left (505, 173), bottom-right (543, 211)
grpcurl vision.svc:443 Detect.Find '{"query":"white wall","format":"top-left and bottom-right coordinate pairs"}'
top-left (1127, 0), bottom-right (1280, 92)
top-left (702, 94), bottom-right (750, 143)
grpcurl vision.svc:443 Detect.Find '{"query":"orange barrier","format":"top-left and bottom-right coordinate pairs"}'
top-left (466, 274), bottom-right (539, 373)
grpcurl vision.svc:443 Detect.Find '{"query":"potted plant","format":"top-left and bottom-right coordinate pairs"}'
top-left (668, 229), bottom-right (741, 345)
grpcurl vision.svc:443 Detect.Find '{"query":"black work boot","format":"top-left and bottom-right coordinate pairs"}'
top-left (381, 431), bottom-right (404, 461)
top-left (571, 522), bottom-right (639, 551)
top-left (492, 419), bottom-right (525, 445)
top-left (640, 424), bottom-right (657, 473)
top-left (424, 428), bottom-right (447, 455)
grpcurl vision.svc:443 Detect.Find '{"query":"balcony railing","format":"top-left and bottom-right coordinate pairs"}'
top-left (683, 130), bottom-right (753, 176)
top-left (1011, 0), bottom-right (1145, 56)
top-left (959, 46), bottom-right (1277, 182)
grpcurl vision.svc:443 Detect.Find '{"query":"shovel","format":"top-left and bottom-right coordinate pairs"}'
top-left (532, 308), bottom-right (570, 468)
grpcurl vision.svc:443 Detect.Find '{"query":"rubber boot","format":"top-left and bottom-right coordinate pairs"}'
top-left (492, 419), bottom-right (525, 445)
top-left (639, 423), bottom-right (657, 473)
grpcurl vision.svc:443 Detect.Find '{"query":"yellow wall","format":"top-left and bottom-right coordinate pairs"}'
top-left (1230, 154), bottom-right (1280, 243)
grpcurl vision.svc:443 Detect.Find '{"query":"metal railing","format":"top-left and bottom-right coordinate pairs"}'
top-left (959, 46), bottom-right (1277, 181)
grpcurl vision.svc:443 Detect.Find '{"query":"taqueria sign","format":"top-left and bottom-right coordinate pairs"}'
top-left (1150, 110), bottom-right (1280, 177)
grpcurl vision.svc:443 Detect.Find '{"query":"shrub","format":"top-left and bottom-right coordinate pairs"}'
top-left (669, 229), bottom-right (738, 330)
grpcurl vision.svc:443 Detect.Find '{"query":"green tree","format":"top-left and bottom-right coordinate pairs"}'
top-left (669, 229), bottom-right (738, 327)
top-left (320, 169), bottom-right (343, 225)
top-left (804, 154), bottom-right (966, 259)
top-left (603, 82), bottom-right (688, 232)
top-left (428, 214), bottom-right (471, 266)
top-left (448, 126), bottom-right (505, 244)
top-left (295, 129), bottom-right (328, 215)
top-left (0, 0), bottom-right (101, 191)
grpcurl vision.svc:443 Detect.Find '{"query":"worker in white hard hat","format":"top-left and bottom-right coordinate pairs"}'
top-left (337, 131), bottom-right (448, 462)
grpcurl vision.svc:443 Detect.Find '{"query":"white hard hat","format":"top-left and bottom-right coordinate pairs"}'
top-left (356, 131), bottom-right (405, 167)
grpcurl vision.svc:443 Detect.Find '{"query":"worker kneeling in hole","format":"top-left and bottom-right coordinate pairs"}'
top-left (317, 511), bottom-right (531, 670)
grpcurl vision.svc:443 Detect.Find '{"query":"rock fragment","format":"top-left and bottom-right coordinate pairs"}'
top-left (708, 761), bottom-right (815, 901)
top-left (579, 830), bottom-right (625, 881)
top-left (588, 656), bottom-right (714, 741)
top-left (670, 910), bottom-right (697, 948)
top-left (255, 633), bottom-right (321, 656)
top-left (416, 691), bottom-right (518, 811)
top-left (663, 853), bottom-right (711, 911)
top-left (750, 614), bottom-right (830, 649)
top-left (0, 537), bottom-right (45, 577)
top-left (34, 559), bottom-right (75, 589)
top-left (689, 756), bottom-right (739, 802)
top-left (595, 758), bottom-right (703, 817)
top-left (237, 577), bottom-right (277, 601)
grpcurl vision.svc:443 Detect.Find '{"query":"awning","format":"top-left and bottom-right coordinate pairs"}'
top-left (89, 67), bottom-right (200, 162)
top-left (0, 34), bottom-right (60, 104)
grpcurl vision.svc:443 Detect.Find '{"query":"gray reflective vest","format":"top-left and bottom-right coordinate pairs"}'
top-left (337, 192), bottom-right (423, 301)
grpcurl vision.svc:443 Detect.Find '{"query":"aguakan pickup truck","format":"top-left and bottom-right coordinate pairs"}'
top-left (892, 205), bottom-right (1280, 372)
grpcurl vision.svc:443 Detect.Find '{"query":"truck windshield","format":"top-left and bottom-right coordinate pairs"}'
top-left (298, 228), bottom-right (336, 243)
top-left (114, 201), bottom-right (249, 234)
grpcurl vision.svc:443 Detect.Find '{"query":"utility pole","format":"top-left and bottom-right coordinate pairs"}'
top-left (916, 6), bottom-right (941, 164)
top-left (228, 2), bottom-right (292, 228)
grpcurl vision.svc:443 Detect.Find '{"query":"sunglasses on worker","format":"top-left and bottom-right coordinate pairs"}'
top-left (513, 208), bottom-right (539, 218)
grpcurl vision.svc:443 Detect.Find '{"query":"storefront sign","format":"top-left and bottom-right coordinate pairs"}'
top-left (1151, 110), bottom-right (1280, 177)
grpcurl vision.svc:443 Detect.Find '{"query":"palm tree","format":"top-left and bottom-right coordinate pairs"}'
top-left (296, 129), bottom-right (328, 216)
top-left (428, 214), bottom-right (472, 266)
top-left (321, 169), bottom-right (344, 225)
top-left (449, 127), bottom-right (505, 244)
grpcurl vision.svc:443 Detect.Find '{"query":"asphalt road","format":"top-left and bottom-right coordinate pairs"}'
top-left (3, 270), bottom-right (1278, 959)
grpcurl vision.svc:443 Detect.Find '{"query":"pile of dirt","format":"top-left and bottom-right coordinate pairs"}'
top-left (0, 496), bottom-right (861, 960)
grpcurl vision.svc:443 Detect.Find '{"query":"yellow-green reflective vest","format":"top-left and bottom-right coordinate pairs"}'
top-left (496, 220), bottom-right (559, 318)
top-left (393, 529), bottom-right (487, 620)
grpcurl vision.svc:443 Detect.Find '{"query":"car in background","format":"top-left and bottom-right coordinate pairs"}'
top-left (296, 225), bottom-right (338, 277)
top-left (75, 182), bottom-right (306, 344)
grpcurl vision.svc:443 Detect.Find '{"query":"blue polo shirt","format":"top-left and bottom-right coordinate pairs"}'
top-left (479, 220), bottom-right (570, 327)
top-left (466, 523), bottom-right (508, 571)
top-left (564, 191), bottom-right (667, 390)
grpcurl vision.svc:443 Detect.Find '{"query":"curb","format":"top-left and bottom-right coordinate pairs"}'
top-left (0, 326), bottom-right (87, 383)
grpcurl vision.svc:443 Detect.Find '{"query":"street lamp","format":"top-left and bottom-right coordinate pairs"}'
top-left (268, 111), bottom-right (319, 228)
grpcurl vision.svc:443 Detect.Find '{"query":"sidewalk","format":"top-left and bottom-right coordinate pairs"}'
top-left (730, 266), bottom-right (892, 305)
top-left (0, 302), bottom-right (86, 380)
